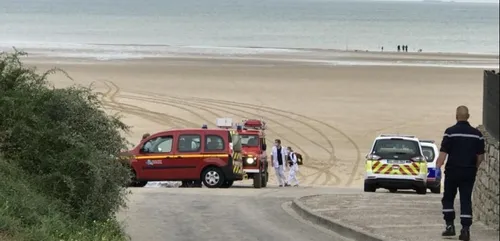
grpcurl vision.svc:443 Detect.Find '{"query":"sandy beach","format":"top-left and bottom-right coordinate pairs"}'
top-left (27, 51), bottom-right (497, 188)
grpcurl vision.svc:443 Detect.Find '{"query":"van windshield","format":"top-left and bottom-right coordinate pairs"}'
top-left (422, 146), bottom-right (435, 162)
top-left (372, 139), bottom-right (421, 160)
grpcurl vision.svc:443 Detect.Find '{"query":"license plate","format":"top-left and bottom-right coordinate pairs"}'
top-left (388, 160), bottom-right (404, 164)
top-left (392, 165), bottom-right (400, 170)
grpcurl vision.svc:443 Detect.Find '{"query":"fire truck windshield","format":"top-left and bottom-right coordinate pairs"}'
top-left (240, 134), bottom-right (259, 147)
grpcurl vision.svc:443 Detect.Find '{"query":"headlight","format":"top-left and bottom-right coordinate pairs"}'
top-left (246, 157), bottom-right (255, 164)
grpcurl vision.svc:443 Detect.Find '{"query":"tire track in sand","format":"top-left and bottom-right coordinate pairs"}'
top-left (118, 92), bottom-right (335, 186)
top-left (96, 80), bottom-right (198, 128)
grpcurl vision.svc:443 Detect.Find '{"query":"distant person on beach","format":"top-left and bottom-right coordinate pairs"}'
top-left (381, 46), bottom-right (384, 52)
top-left (405, 45), bottom-right (408, 52)
top-left (397, 45), bottom-right (401, 52)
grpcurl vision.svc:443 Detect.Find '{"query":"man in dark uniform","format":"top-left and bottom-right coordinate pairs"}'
top-left (436, 105), bottom-right (485, 241)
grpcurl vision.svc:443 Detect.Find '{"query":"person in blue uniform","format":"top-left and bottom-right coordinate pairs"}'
top-left (436, 105), bottom-right (485, 241)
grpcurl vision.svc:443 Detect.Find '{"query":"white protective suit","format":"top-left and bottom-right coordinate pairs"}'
top-left (271, 145), bottom-right (287, 186)
top-left (287, 151), bottom-right (299, 186)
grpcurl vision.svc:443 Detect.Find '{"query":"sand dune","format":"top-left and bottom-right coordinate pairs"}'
top-left (29, 53), bottom-right (492, 187)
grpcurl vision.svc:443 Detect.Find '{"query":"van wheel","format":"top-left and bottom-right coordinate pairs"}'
top-left (134, 181), bottom-right (148, 187)
top-left (430, 185), bottom-right (441, 194)
top-left (202, 167), bottom-right (225, 188)
top-left (364, 183), bottom-right (376, 192)
top-left (416, 187), bottom-right (427, 195)
top-left (253, 172), bottom-right (262, 188)
top-left (261, 171), bottom-right (268, 188)
top-left (129, 170), bottom-right (148, 187)
top-left (220, 180), bottom-right (234, 188)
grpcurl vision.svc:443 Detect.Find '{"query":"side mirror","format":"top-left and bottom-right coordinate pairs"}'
top-left (262, 143), bottom-right (267, 151)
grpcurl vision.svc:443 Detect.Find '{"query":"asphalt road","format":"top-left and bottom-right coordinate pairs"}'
top-left (118, 183), bottom-right (359, 241)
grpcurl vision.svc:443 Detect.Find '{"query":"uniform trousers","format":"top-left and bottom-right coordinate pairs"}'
top-left (442, 169), bottom-right (476, 228)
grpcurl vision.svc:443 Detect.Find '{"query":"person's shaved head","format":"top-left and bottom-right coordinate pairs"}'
top-left (142, 133), bottom-right (151, 140)
top-left (456, 105), bottom-right (470, 121)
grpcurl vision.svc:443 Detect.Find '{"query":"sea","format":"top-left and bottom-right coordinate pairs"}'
top-left (0, 0), bottom-right (499, 66)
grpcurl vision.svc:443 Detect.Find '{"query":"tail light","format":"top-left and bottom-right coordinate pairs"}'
top-left (411, 156), bottom-right (426, 162)
top-left (366, 154), bottom-right (382, 160)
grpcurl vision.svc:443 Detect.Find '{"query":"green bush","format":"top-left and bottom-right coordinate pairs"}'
top-left (0, 50), bottom-right (131, 240)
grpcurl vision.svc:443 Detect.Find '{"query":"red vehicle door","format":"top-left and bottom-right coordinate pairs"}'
top-left (202, 133), bottom-right (228, 164)
top-left (169, 132), bottom-right (204, 180)
top-left (134, 133), bottom-right (176, 181)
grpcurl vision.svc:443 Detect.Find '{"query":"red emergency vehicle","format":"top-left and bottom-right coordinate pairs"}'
top-left (235, 119), bottom-right (269, 188)
top-left (121, 128), bottom-right (244, 188)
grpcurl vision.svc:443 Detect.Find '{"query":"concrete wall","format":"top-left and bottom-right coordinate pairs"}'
top-left (473, 125), bottom-right (499, 230)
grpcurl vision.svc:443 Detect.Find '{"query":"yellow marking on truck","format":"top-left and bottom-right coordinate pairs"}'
top-left (134, 154), bottom-right (227, 160)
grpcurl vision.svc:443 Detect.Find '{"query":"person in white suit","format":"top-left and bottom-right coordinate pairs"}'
top-left (286, 146), bottom-right (299, 187)
top-left (271, 139), bottom-right (287, 187)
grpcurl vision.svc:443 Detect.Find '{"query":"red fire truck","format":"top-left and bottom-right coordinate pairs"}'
top-left (214, 118), bottom-right (269, 188)
top-left (238, 119), bottom-right (269, 188)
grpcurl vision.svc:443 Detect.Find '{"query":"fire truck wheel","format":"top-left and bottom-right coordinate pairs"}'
top-left (261, 171), bottom-right (268, 188)
top-left (220, 180), bottom-right (234, 188)
top-left (253, 172), bottom-right (262, 188)
top-left (202, 167), bottom-right (225, 188)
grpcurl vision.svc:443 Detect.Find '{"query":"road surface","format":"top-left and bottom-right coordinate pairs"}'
top-left (118, 183), bottom-right (359, 241)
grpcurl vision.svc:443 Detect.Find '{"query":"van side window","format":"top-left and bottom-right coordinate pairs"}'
top-left (142, 136), bottom-right (173, 153)
top-left (205, 135), bottom-right (225, 151)
top-left (178, 134), bottom-right (201, 152)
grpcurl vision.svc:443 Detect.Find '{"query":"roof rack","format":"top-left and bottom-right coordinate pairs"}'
top-left (379, 134), bottom-right (416, 138)
top-left (419, 139), bottom-right (435, 143)
top-left (215, 117), bottom-right (234, 129)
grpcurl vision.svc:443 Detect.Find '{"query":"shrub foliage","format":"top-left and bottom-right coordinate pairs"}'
top-left (0, 50), bottom-right (131, 241)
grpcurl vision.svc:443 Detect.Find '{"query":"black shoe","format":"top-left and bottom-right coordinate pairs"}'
top-left (442, 225), bottom-right (456, 236)
top-left (459, 229), bottom-right (470, 241)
